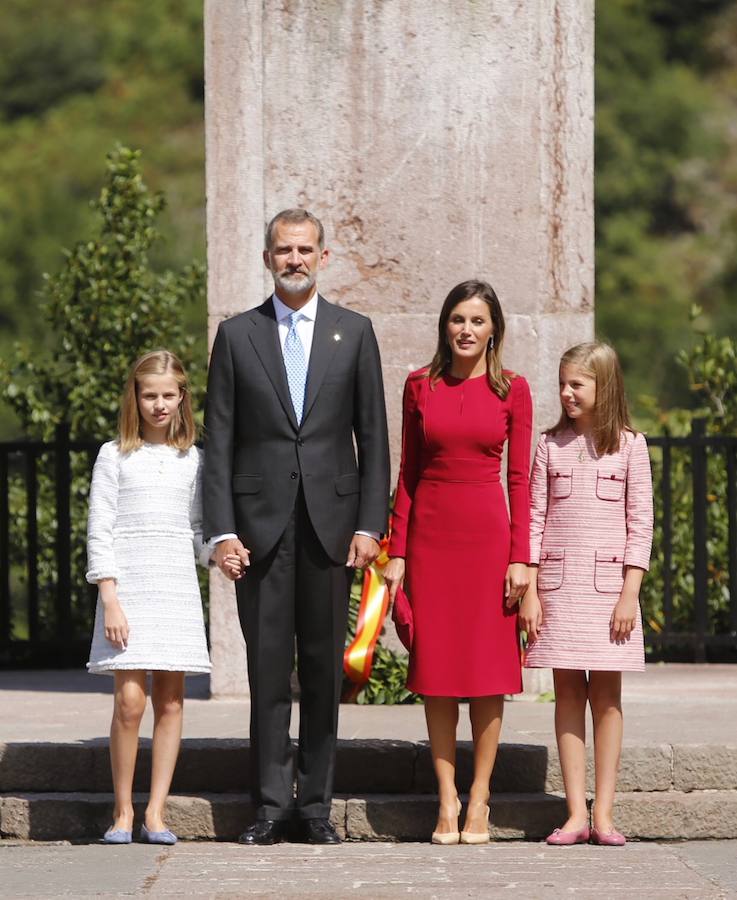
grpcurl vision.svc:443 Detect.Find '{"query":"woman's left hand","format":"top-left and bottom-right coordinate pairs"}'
top-left (504, 563), bottom-right (529, 608)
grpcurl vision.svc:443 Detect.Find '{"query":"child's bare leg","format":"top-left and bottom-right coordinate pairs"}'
top-left (146, 671), bottom-right (185, 831)
top-left (553, 668), bottom-right (589, 830)
top-left (110, 671), bottom-right (147, 831)
top-left (424, 696), bottom-right (460, 834)
top-left (464, 695), bottom-right (504, 833)
top-left (588, 670), bottom-right (622, 832)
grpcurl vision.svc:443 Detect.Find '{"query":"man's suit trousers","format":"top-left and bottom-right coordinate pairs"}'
top-left (235, 488), bottom-right (353, 821)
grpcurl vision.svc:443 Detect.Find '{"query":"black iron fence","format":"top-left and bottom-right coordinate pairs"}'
top-left (1, 422), bottom-right (736, 668)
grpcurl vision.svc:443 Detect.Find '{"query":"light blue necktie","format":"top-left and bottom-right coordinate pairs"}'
top-left (284, 311), bottom-right (307, 424)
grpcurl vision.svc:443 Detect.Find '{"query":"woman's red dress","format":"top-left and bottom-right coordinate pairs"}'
top-left (389, 369), bottom-right (532, 697)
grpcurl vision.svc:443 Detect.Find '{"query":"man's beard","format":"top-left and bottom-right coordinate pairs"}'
top-left (273, 269), bottom-right (316, 296)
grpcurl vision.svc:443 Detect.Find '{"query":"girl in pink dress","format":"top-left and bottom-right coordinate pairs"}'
top-left (520, 342), bottom-right (653, 847)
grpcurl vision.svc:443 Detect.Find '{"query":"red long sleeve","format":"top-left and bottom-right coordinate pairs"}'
top-left (507, 375), bottom-right (533, 564)
top-left (388, 373), bottom-right (424, 558)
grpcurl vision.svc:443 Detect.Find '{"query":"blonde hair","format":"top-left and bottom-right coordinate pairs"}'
top-left (118, 350), bottom-right (196, 453)
top-left (427, 280), bottom-right (511, 399)
top-left (549, 341), bottom-right (634, 455)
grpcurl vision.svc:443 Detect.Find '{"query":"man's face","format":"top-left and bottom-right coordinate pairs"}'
top-left (263, 220), bottom-right (328, 303)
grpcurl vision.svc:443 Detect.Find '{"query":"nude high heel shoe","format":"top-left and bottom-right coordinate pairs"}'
top-left (431, 798), bottom-right (462, 845)
top-left (460, 802), bottom-right (491, 845)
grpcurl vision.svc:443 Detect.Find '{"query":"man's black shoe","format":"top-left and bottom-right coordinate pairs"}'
top-left (238, 820), bottom-right (289, 846)
top-left (300, 818), bottom-right (341, 844)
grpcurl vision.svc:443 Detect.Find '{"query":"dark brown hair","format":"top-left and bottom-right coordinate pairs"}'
top-left (427, 279), bottom-right (510, 399)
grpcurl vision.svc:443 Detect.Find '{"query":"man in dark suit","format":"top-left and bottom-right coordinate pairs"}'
top-left (203, 209), bottom-right (390, 845)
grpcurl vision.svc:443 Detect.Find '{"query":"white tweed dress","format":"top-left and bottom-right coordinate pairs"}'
top-left (86, 441), bottom-right (212, 675)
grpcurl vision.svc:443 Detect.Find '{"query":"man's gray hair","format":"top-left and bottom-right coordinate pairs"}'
top-left (264, 208), bottom-right (325, 251)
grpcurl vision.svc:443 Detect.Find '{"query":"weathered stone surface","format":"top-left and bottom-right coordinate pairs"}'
top-left (614, 791), bottom-right (737, 841)
top-left (208, 570), bottom-right (248, 699)
top-left (334, 740), bottom-right (416, 794)
top-left (416, 742), bottom-right (554, 795)
top-left (345, 795), bottom-right (436, 842)
top-left (489, 793), bottom-right (569, 840)
top-left (0, 742), bottom-right (96, 792)
top-left (3, 790), bottom-right (737, 841)
top-left (0, 793), bottom-right (341, 842)
top-left (204, 0), bottom-right (595, 693)
top-left (345, 793), bottom-right (567, 842)
top-left (542, 744), bottom-right (673, 794)
top-left (673, 745), bottom-right (737, 793)
top-left (0, 740), bottom-right (703, 797)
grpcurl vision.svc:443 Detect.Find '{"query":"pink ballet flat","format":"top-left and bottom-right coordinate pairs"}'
top-left (590, 826), bottom-right (626, 846)
top-left (546, 824), bottom-right (590, 846)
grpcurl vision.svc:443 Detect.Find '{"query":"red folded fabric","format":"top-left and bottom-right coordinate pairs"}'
top-left (391, 586), bottom-right (414, 652)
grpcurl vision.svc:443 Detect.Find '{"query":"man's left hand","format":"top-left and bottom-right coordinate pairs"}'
top-left (346, 534), bottom-right (380, 569)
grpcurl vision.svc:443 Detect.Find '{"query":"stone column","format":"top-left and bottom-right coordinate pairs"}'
top-left (204, 0), bottom-right (594, 697)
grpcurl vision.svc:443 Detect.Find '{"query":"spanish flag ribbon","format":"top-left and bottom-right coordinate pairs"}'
top-left (343, 537), bottom-right (391, 687)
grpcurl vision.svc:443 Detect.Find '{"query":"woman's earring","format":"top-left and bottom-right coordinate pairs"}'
top-left (488, 336), bottom-right (495, 351)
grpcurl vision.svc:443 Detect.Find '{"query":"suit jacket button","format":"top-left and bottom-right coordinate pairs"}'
top-left (297, 438), bottom-right (304, 446)
top-left (290, 471), bottom-right (298, 479)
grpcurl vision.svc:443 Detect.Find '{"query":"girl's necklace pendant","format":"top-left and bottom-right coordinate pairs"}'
top-left (576, 434), bottom-right (587, 462)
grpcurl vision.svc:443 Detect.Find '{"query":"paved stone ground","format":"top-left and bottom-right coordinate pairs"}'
top-left (0, 840), bottom-right (735, 898)
top-left (2, 665), bottom-right (737, 745)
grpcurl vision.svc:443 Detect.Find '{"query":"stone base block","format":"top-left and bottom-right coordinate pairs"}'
top-left (0, 793), bottom-right (347, 842)
top-left (6, 791), bottom-right (735, 842)
top-left (673, 744), bottom-right (737, 792)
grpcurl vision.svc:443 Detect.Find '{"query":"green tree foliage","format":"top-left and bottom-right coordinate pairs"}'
top-left (641, 312), bottom-right (736, 657)
top-left (596, 0), bottom-right (737, 415)
top-left (1, 145), bottom-right (206, 438)
top-left (0, 146), bottom-right (206, 657)
top-left (0, 0), bottom-right (206, 437)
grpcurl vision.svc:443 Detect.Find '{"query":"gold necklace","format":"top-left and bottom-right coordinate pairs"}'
top-left (577, 434), bottom-right (586, 462)
top-left (576, 432), bottom-right (597, 462)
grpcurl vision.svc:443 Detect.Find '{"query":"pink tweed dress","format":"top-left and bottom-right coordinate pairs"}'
top-left (523, 428), bottom-right (653, 672)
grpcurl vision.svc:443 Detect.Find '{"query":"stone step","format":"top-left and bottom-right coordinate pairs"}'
top-left (2, 739), bottom-right (735, 795)
top-left (2, 790), bottom-right (737, 842)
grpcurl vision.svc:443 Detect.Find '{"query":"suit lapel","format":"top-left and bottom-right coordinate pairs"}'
top-left (302, 296), bottom-right (342, 424)
top-left (247, 298), bottom-right (299, 431)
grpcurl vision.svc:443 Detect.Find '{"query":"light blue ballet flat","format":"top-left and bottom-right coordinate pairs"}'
top-left (140, 823), bottom-right (177, 845)
top-left (102, 827), bottom-right (132, 844)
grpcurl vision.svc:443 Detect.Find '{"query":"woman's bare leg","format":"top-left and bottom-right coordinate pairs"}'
top-left (424, 696), bottom-right (460, 834)
top-left (463, 695), bottom-right (504, 833)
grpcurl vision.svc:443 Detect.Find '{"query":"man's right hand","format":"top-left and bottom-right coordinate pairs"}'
top-left (214, 538), bottom-right (250, 580)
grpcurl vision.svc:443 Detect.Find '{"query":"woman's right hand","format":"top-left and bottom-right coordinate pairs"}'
top-left (103, 598), bottom-right (129, 650)
top-left (518, 590), bottom-right (543, 644)
top-left (383, 557), bottom-right (406, 604)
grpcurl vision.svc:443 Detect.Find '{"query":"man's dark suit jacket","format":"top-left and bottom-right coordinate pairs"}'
top-left (203, 295), bottom-right (390, 563)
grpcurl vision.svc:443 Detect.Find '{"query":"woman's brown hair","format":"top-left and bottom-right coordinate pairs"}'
top-left (118, 349), bottom-right (196, 453)
top-left (549, 341), bottom-right (635, 455)
top-left (427, 279), bottom-right (510, 399)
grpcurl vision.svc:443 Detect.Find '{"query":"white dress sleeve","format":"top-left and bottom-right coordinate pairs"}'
top-left (191, 448), bottom-right (213, 568)
top-left (86, 442), bottom-right (120, 583)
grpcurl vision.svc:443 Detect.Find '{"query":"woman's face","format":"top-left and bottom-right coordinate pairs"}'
top-left (445, 297), bottom-right (493, 365)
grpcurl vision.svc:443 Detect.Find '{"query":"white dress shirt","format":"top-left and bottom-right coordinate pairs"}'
top-left (212, 290), bottom-right (379, 547)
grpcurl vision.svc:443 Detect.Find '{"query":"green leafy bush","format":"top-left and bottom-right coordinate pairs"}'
top-left (0, 146), bottom-right (206, 654)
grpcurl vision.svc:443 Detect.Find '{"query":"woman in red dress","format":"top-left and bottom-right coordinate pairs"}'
top-left (384, 280), bottom-right (532, 844)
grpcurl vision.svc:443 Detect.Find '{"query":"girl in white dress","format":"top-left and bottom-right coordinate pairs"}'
top-left (86, 350), bottom-right (237, 845)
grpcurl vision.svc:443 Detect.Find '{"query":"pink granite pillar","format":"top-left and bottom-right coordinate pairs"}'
top-left (204, 0), bottom-right (594, 696)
